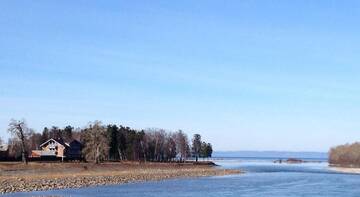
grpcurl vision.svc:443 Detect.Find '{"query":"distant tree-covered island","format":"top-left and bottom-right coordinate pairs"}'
top-left (329, 142), bottom-right (360, 168)
top-left (1, 119), bottom-right (213, 164)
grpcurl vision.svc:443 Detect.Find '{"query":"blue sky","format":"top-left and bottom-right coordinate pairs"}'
top-left (1, 0), bottom-right (360, 151)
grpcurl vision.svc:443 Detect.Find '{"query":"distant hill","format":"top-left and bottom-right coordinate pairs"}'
top-left (213, 151), bottom-right (328, 159)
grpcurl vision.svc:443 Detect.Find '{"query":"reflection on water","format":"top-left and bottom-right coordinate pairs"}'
top-left (6, 158), bottom-right (360, 197)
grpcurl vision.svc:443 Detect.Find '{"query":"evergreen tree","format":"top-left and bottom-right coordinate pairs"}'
top-left (107, 124), bottom-right (119, 160)
top-left (63, 125), bottom-right (73, 142)
top-left (192, 134), bottom-right (202, 162)
top-left (206, 143), bottom-right (213, 158)
top-left (41, 127), bottom-right (49, 143)
top-left (200, 142), bottom-right (207, 159)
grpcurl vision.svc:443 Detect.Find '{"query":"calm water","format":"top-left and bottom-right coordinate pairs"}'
top-left (6, 158), bottom-right (360, 197)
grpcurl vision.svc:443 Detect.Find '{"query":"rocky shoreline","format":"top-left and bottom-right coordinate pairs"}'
top-left (0, 162), bottom-right (240, 194)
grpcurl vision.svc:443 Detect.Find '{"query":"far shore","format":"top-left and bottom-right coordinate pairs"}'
top-left (0, 161), bottom-right (241, 194)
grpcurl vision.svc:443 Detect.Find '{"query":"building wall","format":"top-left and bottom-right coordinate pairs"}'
top-left (42, 145), bottom-right (50, 151)
top-left (41, 141), bottom-right (65, 157)
top-left (57, 146), bottom-right (65, 157)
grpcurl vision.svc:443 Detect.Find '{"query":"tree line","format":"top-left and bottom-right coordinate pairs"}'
top-left (2, 119), bottom-right (213, 164)
top-left (329, 142), bottom-right (360, 167)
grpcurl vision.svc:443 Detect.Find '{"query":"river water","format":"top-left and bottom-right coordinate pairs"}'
top-left (6, 158), bottom-right (360, 197)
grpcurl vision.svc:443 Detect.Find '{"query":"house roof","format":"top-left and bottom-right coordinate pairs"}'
top-left (39, 138), bottom-right (69, 148)
top-left (69, 139), bottom-right (81, 144)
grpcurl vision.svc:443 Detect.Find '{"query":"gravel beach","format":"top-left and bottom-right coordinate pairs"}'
top-left (0, 162), bottom-right (240, 194)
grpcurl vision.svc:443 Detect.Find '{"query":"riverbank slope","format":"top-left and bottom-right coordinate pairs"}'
top-left (0, 161), bottom-right (240, 194)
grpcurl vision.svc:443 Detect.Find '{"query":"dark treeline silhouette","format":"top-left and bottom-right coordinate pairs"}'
top-left (2, 119), bottom-right (213, 164)
top-left (329, 142), bottom-right (360, 167)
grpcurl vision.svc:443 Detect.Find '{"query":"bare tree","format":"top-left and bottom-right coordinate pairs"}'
top-left (329, 142), bottom-right (360, 167)
top-left (7, 119), bottom-right (29, 164)
top-left (154, 129), bottom-right (166, 161)
top-left (175, 130), bottom-right (190, 162)
top-left (164, 133), bottom-right (177, 161)
top-left (82, 121), bottom-right (109, 164)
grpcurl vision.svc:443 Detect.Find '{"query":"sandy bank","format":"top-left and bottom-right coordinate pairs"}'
top-left (0, 162), bottom-right (241, 194)
top-left (329, 166), bottom-right (360, 174)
